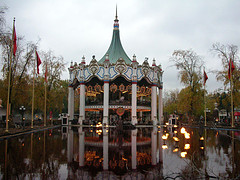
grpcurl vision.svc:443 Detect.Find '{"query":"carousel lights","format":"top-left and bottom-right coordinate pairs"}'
top-left (180, 127), bottom-right (186, 134)
top-left (181, 152), bottom-right (187, 158)
top-left (162, 144), bottom-right (168, 149)
top-left (184, 133), bottom-right (190, 139)
top-left (174, 130), bottom-right (178, 134)
top-left (184, 143), bottom-right (190, 150)
top-left (173, 137), bottom-right (179, 142)
top-left (174, 125), bottom-right (178, 128)
top-left (200, 146), bottom-right (204, 150)
top-left (200, 136), bottom-right (204, 140)
top-left (162, 134), bottom-right (168, 140)
top-left (173, 148), bottom-right (179, 152)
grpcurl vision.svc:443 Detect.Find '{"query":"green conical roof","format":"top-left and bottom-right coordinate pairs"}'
top-left (98, 12), bottom-right (131, 64)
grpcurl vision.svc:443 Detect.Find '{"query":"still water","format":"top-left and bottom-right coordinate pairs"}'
top-left (0, 126), bottom-right (240, 179)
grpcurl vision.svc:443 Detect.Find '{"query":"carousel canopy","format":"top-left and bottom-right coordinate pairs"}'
top-left (98, 8), bottom-right (131, 65)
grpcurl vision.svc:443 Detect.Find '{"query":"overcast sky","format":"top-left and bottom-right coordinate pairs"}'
top-left (1, 0), bottom-right (240, 92)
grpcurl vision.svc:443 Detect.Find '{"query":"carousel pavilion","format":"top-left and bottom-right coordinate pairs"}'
top-left (68, 10), bottom-right (163, 126)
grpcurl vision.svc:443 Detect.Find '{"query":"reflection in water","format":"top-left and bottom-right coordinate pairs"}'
top-left (0, 126), bottom-right (240, 179)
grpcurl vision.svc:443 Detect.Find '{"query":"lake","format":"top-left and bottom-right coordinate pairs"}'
top-left (0, 125), bottom-right (240, 179)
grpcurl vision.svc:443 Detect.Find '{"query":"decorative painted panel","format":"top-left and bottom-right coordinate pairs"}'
top-left (84, 68), bottom-right (92, 81)
top-left (96, 66), bottom-right (105, 79)
top-left (123, 67), bottom-right (133, 80)
top-left (137, 68), bottom-right (143, 80)
top-left (109, 66), bottom-right (118, 79)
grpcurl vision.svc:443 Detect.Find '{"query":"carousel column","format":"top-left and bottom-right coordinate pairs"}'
top-left (103, 79), bottom-right (109, 125)
top-left (132, 80), bottom-right (137, 125)
top-left (158, 84), bottom-right (163, 125)
top-left (79, 127), bottom-right (85, 167)
top-left (132, 55), bottom-right (138, 125)
top-left (103, 54), bottom-right (110, 125)
top-left (151, 84), bottom-right (157, 126)
top-left (131, 129), bottom-right (137, 169)
top-left (68, 86), bottom-right (74, 124)
top-left (67, 128), bottom-right (74, 163)
top-left (103, 128), bottom-right (109, 170)
top-left (151, 127), bottom-right (157, 165)
top-left (78, 81), bottom-right (85, 125)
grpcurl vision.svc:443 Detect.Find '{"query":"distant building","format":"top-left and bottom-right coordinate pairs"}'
top-left (68, 10), bottom-right (163, 125)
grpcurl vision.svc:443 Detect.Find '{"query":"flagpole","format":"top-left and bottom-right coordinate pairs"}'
top-left (44, 63), bottom-right (47, 127)
top-left (6, 18), bottom-right (16, 133)
top-left (230, 60), bottom-right (234, 128)
top-left (31, 50), bottom-right (36, 129)
top-left (204, 67), bottom-right (207, 127)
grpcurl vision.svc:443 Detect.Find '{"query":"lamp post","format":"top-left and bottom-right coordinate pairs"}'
top-left (19, 106), bottom-right (26, 128)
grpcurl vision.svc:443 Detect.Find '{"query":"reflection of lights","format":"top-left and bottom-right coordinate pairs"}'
top-left (165, 123), bottom-right (169, 125)
top-left (162, 144), bottom-right (168, 149)
top-left (22, 143), bottom-right (24, 147)
top-left (173, 137), bottom-right (179, 142)
top-left (174, 125), bottom-right (178, 128)
top-left (200, 137), bottom-right (204, 140)
top-left (174, 130), bottom-right (178, 134)
top-left (39, 137), bottom-right (41, 141)
top-left (180, 127), bottom-right (186, 134)
top-left (158, 126), bottom-right (161, 128)
top-left (173, 148), bottom-right (179, 152)
top-left (96, 122), bottom-right (102, 128)
top-left (158, 130), bottom-right (161, 133)
top-left (184, 144), bottom-right (190, 150)
top-left (90, 130), bottom-right (93, 132)
top-left (91, 125), bottom-right (93, 127)
top-left (184, 133), bottom-right (190, 139)
top-left (162, 135), bottom-right (168, 140)
top-left (106, 130), bottom-right (109, 133)
top-left (200, 146), bottom-right (204, 150)
top-left (181, 152), bottom-right (187, 158)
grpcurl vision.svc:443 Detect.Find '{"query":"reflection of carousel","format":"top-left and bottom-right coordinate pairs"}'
top-left (66, 126), bottom-right (163, 178)
top-left (67, 9), bottom-right (163, 126)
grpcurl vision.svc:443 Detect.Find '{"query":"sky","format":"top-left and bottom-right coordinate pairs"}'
top-left (1, 0), bottom-right (240, 92)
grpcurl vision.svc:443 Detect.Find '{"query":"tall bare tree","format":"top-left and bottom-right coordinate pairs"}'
top-left (171, 49), bottom-right (204, 120)
top-left (211, 43), bottom-right (240, 108)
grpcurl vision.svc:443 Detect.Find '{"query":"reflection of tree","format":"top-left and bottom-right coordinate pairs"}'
top-left (0, 129), bottom-right (67, 179)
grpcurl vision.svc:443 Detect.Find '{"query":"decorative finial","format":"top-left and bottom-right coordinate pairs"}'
top-left (152, 58), bottom-right (156, 66)
top-left (115, 5), bottom-right (118, 20)
top-left (132, 54), bottom-right (136, 62)
top-left (105, 54), bottom-right (109, 61)
top-left (81, 56), bottom-right (85, 64)
top-left (145, 57), bottom-right (148, 62)
top-left (70, 61), bottom-right (73, 68)
top-left (114, 5), bottom-right (119, 29)
top-left (92, 55), bottom-right (95, 59)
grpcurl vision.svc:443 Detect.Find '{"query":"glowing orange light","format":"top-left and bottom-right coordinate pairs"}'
top-left (173, 137), bottom-right (179, 142)
top-left (184, 133), bottom-right (190, 139)
top-left (162, 135), bottom-right (168, 140)
top-left (181, 152), bottom-right (187, 158)
top-left (162, 144), bottom-right (168, 149)
top-left (173, 148), bottom-right (179, 152)
top-left (180, 127), bottom-right (186, 134)
top-left (184, 144), bottom-right (190, 150)
top-left (200, 146), bottom-right (204, 150)
top-left (200, 137), bottom-right (204, 140)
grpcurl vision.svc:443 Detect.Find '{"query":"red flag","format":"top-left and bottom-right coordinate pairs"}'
top-left (36, 51), bottom-right (42, 74)
top-left (228, 58), bottom-right (235, 79)
top-left (13, 27), bottom-right (17, 56)
top-left (45, 64), bottom-right (48, 83)
top-left (204, 70), bottom-right (208, 86)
